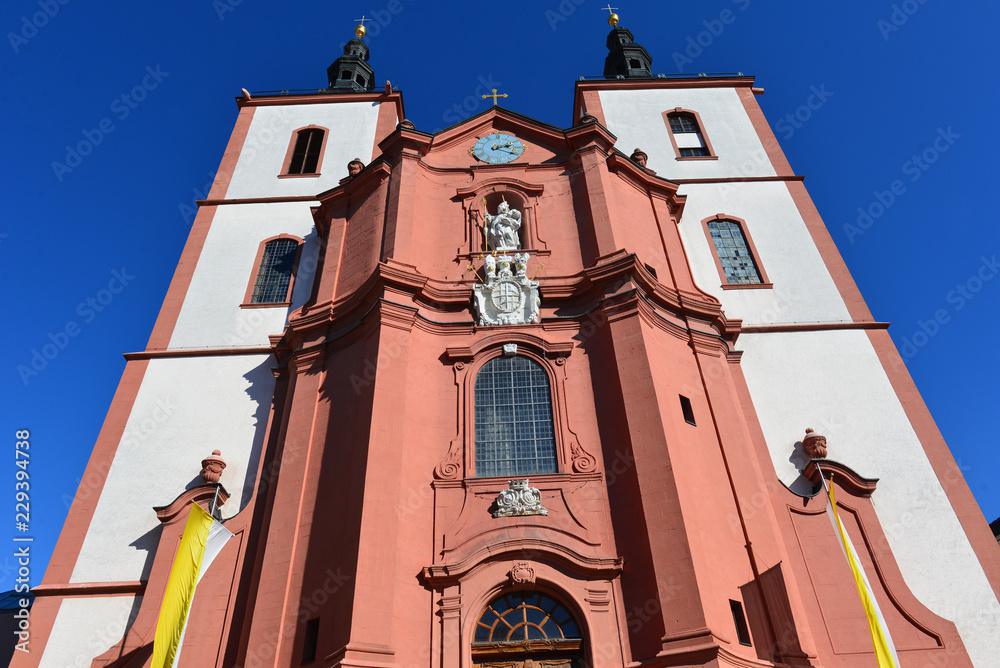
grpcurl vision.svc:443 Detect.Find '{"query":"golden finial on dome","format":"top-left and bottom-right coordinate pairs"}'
top-left (602, 4), bottom-right (620, 27)
top-left (353, 15), bottom-right (368, 39)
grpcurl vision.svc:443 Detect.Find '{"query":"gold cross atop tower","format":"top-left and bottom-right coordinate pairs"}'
top-left (482, 88), bottom-right (509, 106)
top-left (602, 4), bottom-right (620, 26)
top-left (353, 15), bottom-right (369, 38)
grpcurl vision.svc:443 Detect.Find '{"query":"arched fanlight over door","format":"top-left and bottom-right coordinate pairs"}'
top-left (472, 591), bottom-right (584, 667)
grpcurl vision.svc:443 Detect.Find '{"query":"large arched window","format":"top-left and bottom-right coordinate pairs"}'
top-left (705, 217), bottom-right (768, 287)
top-left (665, 109), bottom-right (716, 159)
top-left (474, 355), bottom-right (557, 478)
top-left (281, 126), bottom-right (327, 176)
top-left (473, 591), bottom-right (583, 665)
top-left (245, 236), bottom-right (301, 305)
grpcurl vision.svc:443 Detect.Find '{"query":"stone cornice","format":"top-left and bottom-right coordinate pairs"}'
top-left (443, 333), bottom-right (575, 362)
top-left (312, 160), bottom-right (392, 207)
top-left (606, 151), bottom-right (685, 206)
top-left (804, 459), bottom-right (879, 497)
top-left (153, 484), bottom-right (229, 524)
top-left (420, 538), bottom-right (623, 588)
top-left (279, 252), bottom-right (741, 356)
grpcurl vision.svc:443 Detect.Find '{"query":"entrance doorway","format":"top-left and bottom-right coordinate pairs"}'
top-left (471, 591), bottom-right (585, 668)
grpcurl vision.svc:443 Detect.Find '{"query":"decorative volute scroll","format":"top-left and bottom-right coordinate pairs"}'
top-left (569, 441), bottom-right (598, 473)
top-left (434, 440), bottom-right (463, 480)
top-left (492, 479), bottom-right (548, 518)
top-left (473, 253), bottom-right (540, 326)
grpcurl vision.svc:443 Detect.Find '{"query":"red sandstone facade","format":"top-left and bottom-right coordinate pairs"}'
top-left (22, 21), bottom-right (1000, 668)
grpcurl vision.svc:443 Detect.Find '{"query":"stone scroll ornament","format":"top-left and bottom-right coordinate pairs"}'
top-left (473, 253), bottom-right (540, 326)
top-left (492, 479), bottom-right (548, 518)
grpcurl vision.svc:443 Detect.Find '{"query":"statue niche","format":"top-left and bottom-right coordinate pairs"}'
top-left (484, 198), bottom-right (522, 251)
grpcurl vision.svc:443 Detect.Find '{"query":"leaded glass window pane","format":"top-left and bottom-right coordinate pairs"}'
top-left (679, 146), bottom-right (710, 157)
top-left (250, 238), bottom-right (298, 304)
top-left (669, 113), bottom-right (699, 134)
top-left (708, 220), bottom-right (763, 284)
top-left (473, 592), bottom-right (582, 645)
top-left (474, 356), bottom-right (557, 478)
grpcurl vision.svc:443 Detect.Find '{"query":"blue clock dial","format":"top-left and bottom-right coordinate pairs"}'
top-left (472, 133), bottom-right (525, 164)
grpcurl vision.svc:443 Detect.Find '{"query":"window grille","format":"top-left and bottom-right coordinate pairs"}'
top-left (250, 238), bottom-right (299, 304)
top-left (708, 220), bottom-right (763, 284)
top-left (474, 356), bottom-right (557, 478)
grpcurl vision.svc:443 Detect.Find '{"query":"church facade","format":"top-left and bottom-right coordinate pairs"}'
top-left (23, 15), bottom-right (1000, 668)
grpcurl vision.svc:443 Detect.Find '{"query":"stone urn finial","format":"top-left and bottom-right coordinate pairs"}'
top-left (630, 148), bottom-right (648, 167)
top-left (802, 428), bottom-right (828, 459)
top-left (200, 449), bottom-right (226, 484)
top-left (347, 158), bottom-right (364, 177)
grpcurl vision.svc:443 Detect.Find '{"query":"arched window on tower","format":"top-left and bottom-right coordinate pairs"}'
top-left (473, 591), bottom-right (584, 664)
top-left (282, 126), bottom-right (327, 176)
top-left (665, 110), bottom-right (715, 159)
top-left (706, 218), bottom-right (767, 286)
top-left (474, 355), bottom-right (557, 478)
top-left (244, 236), bottom-right (302, 305)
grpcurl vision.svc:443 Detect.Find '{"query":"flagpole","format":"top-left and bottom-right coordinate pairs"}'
top-left (208, 483), bottom-right (221, 518)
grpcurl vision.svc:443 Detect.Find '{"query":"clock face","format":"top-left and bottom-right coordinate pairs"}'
top-left (472, 133), bottom-right (525, 165)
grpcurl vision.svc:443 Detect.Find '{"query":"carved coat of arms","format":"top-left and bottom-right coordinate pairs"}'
top-left (473, 253), bottom-right (540, 326)
top-left (491, 479), bottom-right (548, 518)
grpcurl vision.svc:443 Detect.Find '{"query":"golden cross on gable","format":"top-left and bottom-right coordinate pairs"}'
top-left (482, 88), bottom-right (509, 106)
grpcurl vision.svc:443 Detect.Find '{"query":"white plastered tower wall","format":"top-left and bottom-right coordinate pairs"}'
top-left (38, 98), bottom-right (389, 666)
top-left (598, 85), bottom-right (1000, 666)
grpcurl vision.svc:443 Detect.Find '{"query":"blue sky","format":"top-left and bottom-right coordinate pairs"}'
top-left (2, 1), bottom-right (998, 590)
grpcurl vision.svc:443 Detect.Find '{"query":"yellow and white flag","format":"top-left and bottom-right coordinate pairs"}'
top-left (825, 478), bottom-right (899, 668)
top-left (151, 503), bottom-right (234, 668)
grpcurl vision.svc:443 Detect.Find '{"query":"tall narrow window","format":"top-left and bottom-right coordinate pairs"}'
top-left (666, 110), bottom-right (714, 159)
top-left (301, 617), bottom-right (320, 664)
top-left (474, 355), bottom-right (557, 478)
top-left (707, 219), bottom-right (764, 285)
top-left (284, 127), bottom-right (326, 175)
top-left (730, 600), bottom-right (753, 646)
top-left (249, 237), bottom-right (300, 304)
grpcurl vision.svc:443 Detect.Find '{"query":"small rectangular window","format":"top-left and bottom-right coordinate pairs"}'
top-left (679, 395), bottom-right (695, 426)
top-left (301, 617), bottom-right (319, 664)
top-left (730, 600), bottom-right (752, 646)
